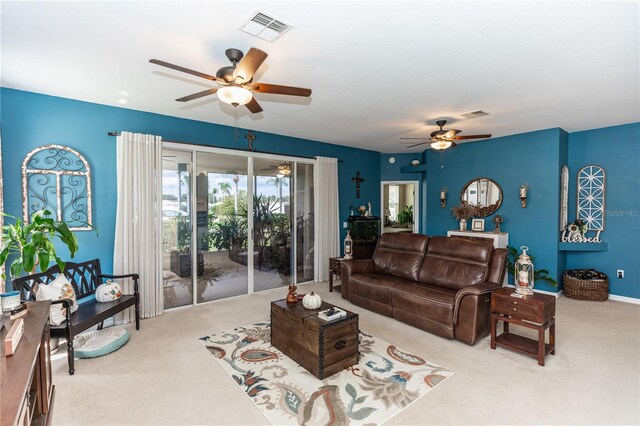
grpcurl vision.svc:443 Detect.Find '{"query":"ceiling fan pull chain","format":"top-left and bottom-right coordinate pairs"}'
top-left (234, 108), bottom-right (240, 143)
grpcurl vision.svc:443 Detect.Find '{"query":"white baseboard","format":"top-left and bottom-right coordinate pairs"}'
top-left (608, 294), bottom-right (640, 305)
top-left (504, 284), bottom-right (640, 305)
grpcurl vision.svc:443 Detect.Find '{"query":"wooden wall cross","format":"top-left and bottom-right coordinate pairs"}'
top-left (492, 214), bottom-right (504, 232)
top-left (245, 131), bottom-right (256, 151)
top-left (352, 171), bottom-right (365, 198)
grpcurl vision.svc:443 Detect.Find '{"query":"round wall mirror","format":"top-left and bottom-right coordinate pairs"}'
top-left (460, 177), bottom-right (503, 217)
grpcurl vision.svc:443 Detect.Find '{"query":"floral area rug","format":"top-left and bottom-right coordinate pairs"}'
top-left (199, 321), bottom-right (453, 425)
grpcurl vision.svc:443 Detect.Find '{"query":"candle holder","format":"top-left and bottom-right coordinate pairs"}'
top-left (519, 182), bottom-right (529, 208)
top-left (440, 187), bottom-right (448, 208)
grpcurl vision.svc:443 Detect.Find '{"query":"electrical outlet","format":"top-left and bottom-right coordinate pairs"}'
top-left (343, 222), bottom-right (348, 228)
top-left (617, 269), bottom-right (624, 279)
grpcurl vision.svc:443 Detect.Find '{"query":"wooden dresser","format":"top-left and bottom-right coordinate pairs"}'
top-left (1, 301), bottom-right (55, 425)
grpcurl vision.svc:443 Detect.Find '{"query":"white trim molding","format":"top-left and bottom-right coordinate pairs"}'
top-left (505, 284), bottom-right (640, 304)
top-left (608, 294), bottom-right (640, 305)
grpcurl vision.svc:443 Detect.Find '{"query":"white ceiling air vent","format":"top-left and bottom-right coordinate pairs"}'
top-left (240, 11), bottom-right (293, 42)
top-left (460, 110), bottom-right (490, 120)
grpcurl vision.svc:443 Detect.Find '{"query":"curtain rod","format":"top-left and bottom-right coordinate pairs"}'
top-left (107, 131), bottom-right (342, 163)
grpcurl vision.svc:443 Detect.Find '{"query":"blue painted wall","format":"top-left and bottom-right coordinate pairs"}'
top-left (424, 128), bottom-right (565, 293)
top-left (566, 123), bottom-right (640, 299)
top-left (1, 88), bottom-right (380, 280)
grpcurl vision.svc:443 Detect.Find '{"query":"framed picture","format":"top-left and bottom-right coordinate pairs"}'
top-left (472, 218), bottom-right (485, 232)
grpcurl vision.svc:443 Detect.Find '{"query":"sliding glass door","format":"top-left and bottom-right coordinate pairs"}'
top-left (253, 158), bottom-right (294, 291)
top-left (195, 152), bottom-right (249, 303)
top-left (296, 163), bottom-right (314, 283)
top-left (161, 149), bottom-right (193, 309)
top-left (161, 144), bottom-right (314, 310)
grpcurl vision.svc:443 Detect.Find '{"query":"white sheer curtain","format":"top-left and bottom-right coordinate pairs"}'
top-left (313, 156), bottom-right (340, 282)
top-left (114, 131), bottom-right (163, 321)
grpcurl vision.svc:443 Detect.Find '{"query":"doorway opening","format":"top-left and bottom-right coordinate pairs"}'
top-left (380, 181), bottom-right (419, 234)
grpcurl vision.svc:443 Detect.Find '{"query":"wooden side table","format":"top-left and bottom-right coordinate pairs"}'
top-left (490, 287), bottom-right (556, 366)
top-left (329, 257), bottom-right (345, 293)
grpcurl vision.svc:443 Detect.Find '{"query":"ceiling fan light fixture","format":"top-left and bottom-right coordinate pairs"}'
top-left (217, 85), bottom-right (253, 106)
top-left (430, 140), bottom-right (453, 150)
top-left (278, 164), bottom-right (291, 175)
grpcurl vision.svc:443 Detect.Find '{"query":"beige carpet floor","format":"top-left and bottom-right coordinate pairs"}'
top-left (50, 282), bottom-right (640, 425)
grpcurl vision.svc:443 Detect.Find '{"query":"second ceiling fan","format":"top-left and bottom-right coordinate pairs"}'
top-left (402, 120), bottom-right (492, 151)
top-left (150, 47), bottom-right (312, 114)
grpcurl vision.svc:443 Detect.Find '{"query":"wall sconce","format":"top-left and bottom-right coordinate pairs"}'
top-left (440, 187), bottom-right (448, 208)
top-left (519, 182), bottom-right (529, 208)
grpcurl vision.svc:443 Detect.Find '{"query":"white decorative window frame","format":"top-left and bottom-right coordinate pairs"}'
top-left (22, 144), bottom-right (93, 231)
top-left (560, 165), bottom-right (569, 231)
top-left (576, 164), bottom-right (606, 231)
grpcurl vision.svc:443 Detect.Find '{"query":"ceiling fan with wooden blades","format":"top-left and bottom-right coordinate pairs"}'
top-left (149, 47), bottom-right (312, 114)
top-left (401, 120), bottom-right (492, 151)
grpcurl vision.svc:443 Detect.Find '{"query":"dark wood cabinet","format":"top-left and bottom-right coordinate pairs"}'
top-left (328, 257), bottom-right (345, 293)
top-left (490, 288), bottom-right (556, 366)
top-left (348, 216), bottom-right (380, 259)
top-left (1, 301), bottom-right (55, 425)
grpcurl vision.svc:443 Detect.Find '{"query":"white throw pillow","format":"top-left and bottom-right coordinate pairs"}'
top-left (35, 275), bottom-right (78, 326)
top-left (95, 280), bottom-right (122, 302)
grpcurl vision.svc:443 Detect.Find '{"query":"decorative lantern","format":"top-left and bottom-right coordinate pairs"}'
top-left (344, 231), bottom-right (353, 260)
top-left (514, 246), bottom-right (534, 295)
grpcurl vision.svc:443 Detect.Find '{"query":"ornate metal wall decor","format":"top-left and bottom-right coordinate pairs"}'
top-left (22, 145), bottom-right (92, 230)
top-left (561, 164), bottom-right (605, 243)
top-left (577, 165), bottom-right (606, 231)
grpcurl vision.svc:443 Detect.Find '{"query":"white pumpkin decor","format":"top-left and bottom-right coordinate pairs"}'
top-left (302, 292), bottom-right (322, 310)
top-left (95, 280), bottom-right (122, 303)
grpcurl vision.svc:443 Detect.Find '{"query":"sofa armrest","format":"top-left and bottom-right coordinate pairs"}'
top-left (340, 259), bottom-right (374, 299)
top-left (453, 281), bottom-right (501, 325)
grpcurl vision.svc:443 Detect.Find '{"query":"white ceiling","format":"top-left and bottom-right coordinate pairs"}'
top-left (1, 1), bottom-right (638, 153)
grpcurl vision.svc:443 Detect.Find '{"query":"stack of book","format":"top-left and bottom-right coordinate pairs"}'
top-left (318, 307), bottom-right (347, 321)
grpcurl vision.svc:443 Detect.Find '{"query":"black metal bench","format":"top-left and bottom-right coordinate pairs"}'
top-left (12, 259), bottom-right (140, 375)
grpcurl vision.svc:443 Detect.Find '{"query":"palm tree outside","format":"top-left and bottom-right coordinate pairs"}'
top-left (267, 176), bottom-right (289, 213)
top-left (218, 182), bottom-right (231, 202)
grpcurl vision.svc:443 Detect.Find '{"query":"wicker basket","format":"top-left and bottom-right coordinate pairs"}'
top-left (563, 273), bottom-right (609, 301)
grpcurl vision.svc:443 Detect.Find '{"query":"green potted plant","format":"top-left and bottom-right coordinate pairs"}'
top-left (0, 209), bottom-right (79, 279)
top-left (397, 205), bottom-right (414, 228)
top-left (506, 245), bottom-right (557, 287)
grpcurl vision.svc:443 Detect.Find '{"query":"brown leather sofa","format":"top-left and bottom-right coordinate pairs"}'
top-left (341, 233), bottom-right (507, 345)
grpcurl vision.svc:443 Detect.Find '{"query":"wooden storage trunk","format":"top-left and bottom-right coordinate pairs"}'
top-left (270, 299), bottom-right (359, 379)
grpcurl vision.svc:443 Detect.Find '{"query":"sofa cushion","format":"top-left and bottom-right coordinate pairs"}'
top-left (372, 233), bottom-right (429, 281)
top-left (418, 236), bottom-right (493, 291)
top-left (349, 273), bottom-right (403, 305)
top-left (392, 282), bottom-right (456, 326)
